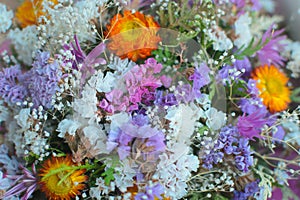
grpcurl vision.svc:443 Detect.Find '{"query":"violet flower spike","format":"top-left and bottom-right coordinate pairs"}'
top-left (237, 109), bottom-right (269, 140)
top-left (71, 35), bottom-right (106, 82)
top-left (4, 164), bottom-right (38, 200)
top-left (257, 25), bottom-right (286, 66)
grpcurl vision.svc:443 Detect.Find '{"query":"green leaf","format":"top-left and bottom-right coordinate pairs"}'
top-left (209, 81), bottom-right (217, 101)
top-left (24, 152), bottom-right (39, 163)
top-left (282, 184), bottom-right (299, 200)
top-left (231, 79), bottom-right (248, 97)
top-left (291, 87), bottom-right (300, 103)
top-left (214, 194), bottom-right (229, 200)
top-left (198, 126), bottom-right (209, 136)
top-left (101, 167), bottom-right (115, 185)
top-left (234, 36), bottom-right (270, 61)
top-left (190, 193), bottom-right (205, 200)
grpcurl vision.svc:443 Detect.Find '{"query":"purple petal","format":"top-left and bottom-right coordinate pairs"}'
top-left (4, 182), bottom-right (27, 198)
top-left (21, 183), bottom-right (37, 200)
top-left (85, 42), bottom-right (106, 65)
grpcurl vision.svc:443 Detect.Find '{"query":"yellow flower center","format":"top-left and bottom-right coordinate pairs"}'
top-left (105, 10), bottom-right (161, 62)
top-left (265, 77), bottom-right (283, 96)
top-left (251, 65), bottom-right (291, 113)
top-left (121, 20), bottom-right (145, 41)
top-left (39, 155), bottom-right (87, 199)
top-left (45, 171), bottom-right (73, 195)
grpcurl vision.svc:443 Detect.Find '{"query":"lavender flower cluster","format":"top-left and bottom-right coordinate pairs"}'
top-left (203, 126), bottom-right (253, 172)
top-left (0, 51), bottom-right (61, 108)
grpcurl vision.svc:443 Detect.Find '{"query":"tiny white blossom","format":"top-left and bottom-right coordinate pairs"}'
top-left (207, 25), bottom-right (233, 51)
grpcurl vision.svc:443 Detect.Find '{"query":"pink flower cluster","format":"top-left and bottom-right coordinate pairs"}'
top-left (100, 58), bottom-right (169, 113)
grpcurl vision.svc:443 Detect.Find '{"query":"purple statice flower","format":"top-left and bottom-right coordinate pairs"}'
top-left (246, 79), bottom-right (259, 96)
top-left (256, 25), bottom-right (286, 66)
top-left (101, 58), bottom-right (163, 113)
top-left (234, 57), bottom-right (252, 75)
top-left (203, 126), bottom-right (253, 172)
top-left (0, 65), bottom-right (28, 104)
top-left (160, 75), bottom-right (172, 88)
top-left (237, 109), bottom-right (269, 140)
top-left (189, 63), bottom-right (211, 98)
top-left (272, 125), bottom-right (285, 141)
top-left (239, 97), bottom-right (267, 114)
top-left (154, 90), bottom-right (178, 107)
top-left (135, 183), bottom-right (164, 200)
top-left (217, 57), bottom-right (251, 85)
top-left (216, 64), bottom-right (232, 84)
top-left (202, 151), bottom-right (224, 169)
top-left (4, 164), bottom-right (38, 200)
top-left (0, 39), bottom-right (12, 56)
top-left (24, 51), bottom-right (62, 109)
top-left (63, 35), bottom-right (106, 82)
top-left (202, 126), bottom-right (237, 169)
top-left (107, 114), bottom-right (166, 160)
top-left (238, 79), bottom-right (269, 114)
top-left (234, 138), bottom-right (253, 172)
top-left (132, 114), bottom-right (149, 126)
top-left (101, 89), bottom-right (130, 113)
top-left (174, 83), bottom-right (195, 103)
top-left (231, 0), bottom-right (246, 9)
top-left (250, 0), bottom-right (261, 10)
top-left (233, 180), bottom-right (260, 200)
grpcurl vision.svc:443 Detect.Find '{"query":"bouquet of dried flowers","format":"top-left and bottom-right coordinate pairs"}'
top-left (0, 0), bottom-right (299, 199)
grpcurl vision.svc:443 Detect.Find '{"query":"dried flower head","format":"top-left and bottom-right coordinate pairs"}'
top-left (105, 10), bottom-right (161, 62)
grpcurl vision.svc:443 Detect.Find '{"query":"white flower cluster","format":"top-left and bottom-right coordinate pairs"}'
top-left (148, 92), bottom-right (228, 199)
top-left (8, 26), bottom-right (38, 65)
top-left (284, 40), bottom-right (300, 78)
top-left (282, 106), bottom-right (300, 146)
top-left (57, 75), bottom-right (110, 159)
top-left (38, 0), bottom-right (109, 50)
top-left (206, 25), bottom-right (233, 51)
top-left (234, 13), bottom-right (252, 49)
top-left (155, 144), bottom-right (199, 199)
top-left (7, 107), bottom-right (49, 158)
top-left (0, 3), bottom-right (13, 34)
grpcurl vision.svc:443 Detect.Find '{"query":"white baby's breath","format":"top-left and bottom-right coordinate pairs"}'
top-left (8, 26), bottom-right (38, 65)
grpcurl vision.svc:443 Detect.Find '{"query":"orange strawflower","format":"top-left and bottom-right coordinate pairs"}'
top-left (16, 0), bottom-right (58, 28)
top-left (39, 155), bottom-right (87, 200)
top-left (105, 10), bottom-right (161, 62)
top-left (251, 65), bottom-right (291, 113)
